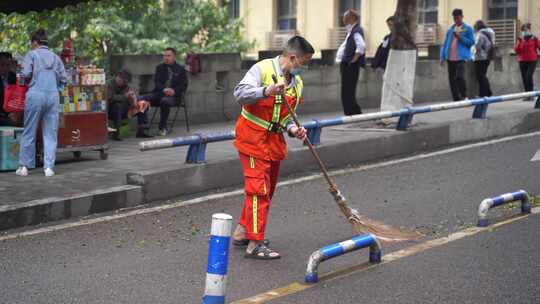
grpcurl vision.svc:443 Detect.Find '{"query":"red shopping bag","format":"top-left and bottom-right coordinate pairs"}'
top-left (3, 81), bottom-right (28, 113)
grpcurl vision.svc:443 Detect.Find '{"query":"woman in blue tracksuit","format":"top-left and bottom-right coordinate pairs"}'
top-left (16, 29), bottom-right (67, 177)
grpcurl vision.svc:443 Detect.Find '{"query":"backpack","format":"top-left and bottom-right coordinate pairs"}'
top-left (480, 31), bottom-right (500, 61)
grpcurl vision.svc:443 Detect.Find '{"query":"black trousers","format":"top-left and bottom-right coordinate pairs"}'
top-left (108, 102), bottom-right (148, 131)
top-left (0, 113), bottom-right (15, 126)
top-left (447, 60), bottom-right (467, 101)
top-left (340, 61), bottom-right (362, 115)
top-left (146, 94), bottom-right (178, 130)
top-left (519, 61), bottom-right (537, 92)
top-left (474, 60), bottom-right (492, 97)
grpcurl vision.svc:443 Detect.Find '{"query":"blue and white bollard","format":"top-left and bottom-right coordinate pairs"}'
top-left (305, 234), bottom-right (381, 284)
top-left (477, 190), bottom-right (531, 227)
top-left (203, 213), bottom-right (233, 304)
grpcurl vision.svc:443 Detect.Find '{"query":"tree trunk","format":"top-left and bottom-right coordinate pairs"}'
top-left (391, 0), bottom-right (418, 50)
top-left (380, 0), bottom-right (418, 120)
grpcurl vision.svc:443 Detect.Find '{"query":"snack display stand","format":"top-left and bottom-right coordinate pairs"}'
top-left (37, 65), bottom-right (109, 162)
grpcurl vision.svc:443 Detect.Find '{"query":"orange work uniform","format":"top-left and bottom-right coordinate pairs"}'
top-left (234, 57), bottom-right (304, 240)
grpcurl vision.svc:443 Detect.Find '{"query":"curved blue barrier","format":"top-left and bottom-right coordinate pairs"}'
top-left (305, 234), bottom-right (381, 284)
top-left (477, 190), bottom-right (531, 227)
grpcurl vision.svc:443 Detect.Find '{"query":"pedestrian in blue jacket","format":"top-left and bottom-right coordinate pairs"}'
top-left (440, 9), bottom-right (475, 101)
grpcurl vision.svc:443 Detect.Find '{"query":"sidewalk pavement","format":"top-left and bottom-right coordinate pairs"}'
top-left (0, 98), bottom-right (539, 230)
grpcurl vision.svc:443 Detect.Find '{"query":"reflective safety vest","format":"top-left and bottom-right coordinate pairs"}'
top-left (234, 57), bottom-right (304, 161)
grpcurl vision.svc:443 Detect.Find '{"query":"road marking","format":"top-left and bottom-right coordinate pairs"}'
top-left (231, 208), bottom-right (540, 304)
top-left (1, 131), bottom-right (539, 241)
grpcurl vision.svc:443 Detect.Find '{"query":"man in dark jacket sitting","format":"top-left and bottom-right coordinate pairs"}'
top-left (149, 47), bottom-right (188, 136)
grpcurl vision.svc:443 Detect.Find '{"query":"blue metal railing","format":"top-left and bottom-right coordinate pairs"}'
top-left (140, 91), bottom-right (540, 163)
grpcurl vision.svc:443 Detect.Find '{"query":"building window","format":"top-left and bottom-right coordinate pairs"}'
top-left (338, 0), bottom-right (361, 26)
top-left (417, 0), bottom-right (438, 24)
top-left (488, 0), bottom-right (518, 20)
top-left (228, 0), bottom-right (240, 19)
top-left (277, 0), bottom-right (297, 31)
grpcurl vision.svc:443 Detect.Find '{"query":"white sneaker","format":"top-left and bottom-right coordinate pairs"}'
top-left (44, 168), bottom-right (55, 177)
top-left (15, 166), bottom-right (28, 176)
top-left (158, 128), bottom-right (168, 136)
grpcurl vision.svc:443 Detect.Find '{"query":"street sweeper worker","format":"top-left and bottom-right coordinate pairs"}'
top-left (231, 36), bottom-right (314, 260)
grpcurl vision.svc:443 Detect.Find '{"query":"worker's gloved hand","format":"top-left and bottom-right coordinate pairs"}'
top-left (289, 126), bottom-right (307, 140)
top-left (264, 83), bottom-right (285, 96)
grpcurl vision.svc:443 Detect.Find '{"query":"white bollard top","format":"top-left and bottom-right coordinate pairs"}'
top-left (211, 213), bottom-right (233, 237)
top-left (212, 213), bottom-right (233, 221)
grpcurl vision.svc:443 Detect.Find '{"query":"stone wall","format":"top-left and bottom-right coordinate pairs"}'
top-left (110, 51), bottom-right (539, 125)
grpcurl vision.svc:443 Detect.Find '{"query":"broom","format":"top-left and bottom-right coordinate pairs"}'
top-left (272, 75), bottom-right (420, 242)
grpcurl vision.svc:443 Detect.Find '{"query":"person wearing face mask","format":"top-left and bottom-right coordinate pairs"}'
top-left (335, 9), bottom-right (366, 115)
top-left (231, 36), bottom-right (314, 260)
top-left (514, 23), bottom-right (540, 99)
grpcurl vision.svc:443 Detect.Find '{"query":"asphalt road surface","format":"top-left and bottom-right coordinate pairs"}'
top-left (1, 133), bottom-right (539, 304)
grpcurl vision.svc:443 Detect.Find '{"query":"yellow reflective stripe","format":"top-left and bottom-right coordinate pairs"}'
top-left (242, 108), bottom-right (288, 130)
top-left (270, 58), bottom-right (283, 123)
top-left (242, 108), bottom-right (272, 130)
top-left (252, 195), bottom-right (258, 233)
top-left (263, 180), bottom-right (267, 195)
top-left (249, 156), bottom-right (255, 169)
top-left (271, 98), bottom-right (281, 123)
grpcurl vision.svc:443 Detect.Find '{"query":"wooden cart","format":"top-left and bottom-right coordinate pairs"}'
top-left (57, 111), bottom-right (109, 160)
top-left (36, 82), bottom-right (109, 163)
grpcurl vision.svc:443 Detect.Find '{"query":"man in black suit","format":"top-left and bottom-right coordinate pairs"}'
top-left (0, 52), bottom-right (18, 126)
top-left (148, 47), bottom-right (188, 136)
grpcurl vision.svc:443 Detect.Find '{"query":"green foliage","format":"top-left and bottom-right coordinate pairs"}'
top-left (0, 0), bottom-right (254, 67)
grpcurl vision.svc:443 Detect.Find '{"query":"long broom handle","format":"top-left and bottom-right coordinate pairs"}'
top-left (272, 75), bottom-right (337, 191)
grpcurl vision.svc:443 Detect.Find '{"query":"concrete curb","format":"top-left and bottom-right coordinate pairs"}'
top-left (0, 185), bottom-right (143, 231)
top-left (127, 109), bottom-right (540, 203)
top-left (2, 108), bottom-right (539, 231)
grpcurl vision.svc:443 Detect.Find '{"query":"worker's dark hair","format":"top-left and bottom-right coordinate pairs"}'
top-left (116, 69), bottom-right (132, 82)
top-left (284, 36), bottom-right (315, 56)
top-left (31, 28), bottom-right (48, 46)
top-left (165, 47), bottom-right (177, 55)
top-left (0, 52), bottom-right (12, 60)
top-left (474, 20), bottom-right (487, 31)
top-left (386, 16), bottom-right (395, 23)
top-left (452, 8), bottom-right (463, 17)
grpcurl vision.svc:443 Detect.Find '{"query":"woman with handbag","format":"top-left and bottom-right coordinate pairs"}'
top-left (16, 29), bottom-right (67, 177)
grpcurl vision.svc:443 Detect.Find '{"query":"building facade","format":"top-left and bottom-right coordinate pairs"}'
top-left (224, 0), bottom-right (540, 57)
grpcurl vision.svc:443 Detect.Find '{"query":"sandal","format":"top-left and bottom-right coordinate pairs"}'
top-left (244, 244), bottom-right (281, 260)
top-left (233, 238), bottom-right (269, 247)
